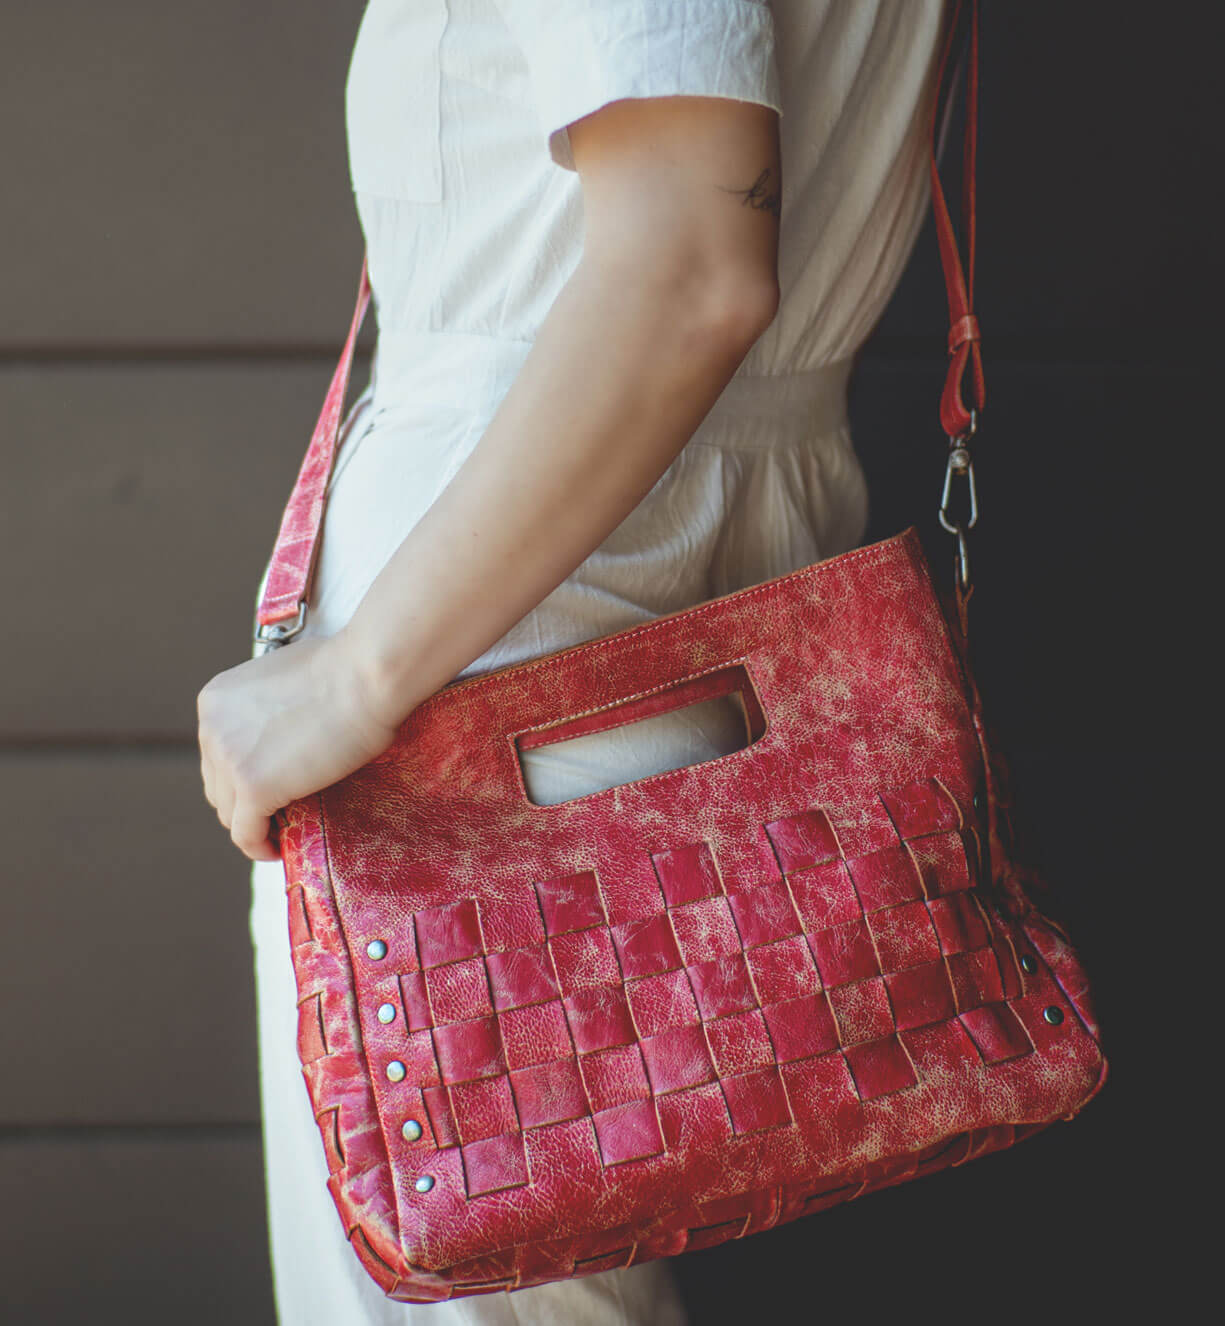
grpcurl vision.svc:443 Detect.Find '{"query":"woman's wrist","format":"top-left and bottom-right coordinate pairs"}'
top-left (331, 617), bottom-right (432, 733)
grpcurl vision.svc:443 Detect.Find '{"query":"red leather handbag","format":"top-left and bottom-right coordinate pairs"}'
top-left (253, 0), bottom-right (1106, 1303)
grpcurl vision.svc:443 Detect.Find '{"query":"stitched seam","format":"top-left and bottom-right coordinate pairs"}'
top-left (513, 657), bottom-right (758, 746)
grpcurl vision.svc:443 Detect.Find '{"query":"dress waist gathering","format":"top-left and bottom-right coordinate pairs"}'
top-left (370, 325), bottom-right (856, 453)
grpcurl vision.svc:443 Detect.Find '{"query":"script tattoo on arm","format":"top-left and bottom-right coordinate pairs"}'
top-left (720, 166), bottom-right (781, 219)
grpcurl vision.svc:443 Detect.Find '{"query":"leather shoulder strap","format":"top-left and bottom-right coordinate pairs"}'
top-left (931, 0), bottom-right (985, 439)
top-left (255, 257), bottom-right (372, 641)
top-left (255, 0), bottom-right (983, 642)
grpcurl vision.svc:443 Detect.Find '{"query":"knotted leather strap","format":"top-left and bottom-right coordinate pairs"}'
top-left (255, 0), bottom-right (983, 637)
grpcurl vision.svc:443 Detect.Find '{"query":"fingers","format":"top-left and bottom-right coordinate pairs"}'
top-left (231, 801), bottom-right (280, 863)
top-left (215, 774), bottom-right (237, 835)
top-left (198, 681), bottom-right (280, 863)
top-left (200, 737), bottom-right (277, 863)
top-left (200, 748), bottom-right (217, 809)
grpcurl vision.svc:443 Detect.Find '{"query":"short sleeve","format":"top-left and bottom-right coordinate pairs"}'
top-left (493, 0), bottom-right (783, 172)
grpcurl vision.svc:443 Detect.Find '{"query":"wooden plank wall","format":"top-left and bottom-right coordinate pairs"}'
top-left (2, 4), bottom-right (1206, 1322)
top-left (1, 4), bottom-right (366, 1322)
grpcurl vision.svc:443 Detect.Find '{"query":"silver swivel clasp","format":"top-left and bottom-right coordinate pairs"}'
top-left (938, 409), bottom-right (979, 594)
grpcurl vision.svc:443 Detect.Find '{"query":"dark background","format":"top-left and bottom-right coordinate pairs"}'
top-left (1, 4), bottom-right (1212, 1322)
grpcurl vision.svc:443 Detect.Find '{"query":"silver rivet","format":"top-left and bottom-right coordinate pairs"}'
top-left (1020, 954), bottom-right (1038, 974)
top-left (401, 1119), bottom-right (423, 1142)
top-left (386, 1060), bottom-right (407, 1082)
top-left (414, 1175), bottom-right (435, 1193)
top-left (1042, 1005), bottom-right (1064, 1026)
top-left (377, 1002), bottom-right (398, 1024)
top-left (366, 939), bottom-right (388, 961)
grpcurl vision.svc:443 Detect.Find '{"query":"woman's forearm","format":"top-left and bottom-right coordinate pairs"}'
top-left (338, 253), bottom-right (778, 728)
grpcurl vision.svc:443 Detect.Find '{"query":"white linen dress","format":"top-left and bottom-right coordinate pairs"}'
top-left (248, 2), bottom-right (951, 1322)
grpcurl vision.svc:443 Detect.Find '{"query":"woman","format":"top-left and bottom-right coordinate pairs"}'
top-left (198, 1), bottom-right (953, 1321)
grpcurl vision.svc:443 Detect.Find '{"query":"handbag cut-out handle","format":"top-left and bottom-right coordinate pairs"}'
top-left (254, 0), bottom-right (983, 650)
top-left (514, 662), bottom-right (767, 755)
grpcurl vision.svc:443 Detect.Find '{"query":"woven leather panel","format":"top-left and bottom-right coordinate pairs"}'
top-left (278, 531), bottom-right (1107, 1301)
top-left (345, 782), bottom-right (1021, 1190)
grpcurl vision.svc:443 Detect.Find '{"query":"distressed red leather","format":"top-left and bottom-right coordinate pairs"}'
top-left (257, 0), bottom-right (1105, 1301)
top-left (274, 530), bottom-right (1106, 1302)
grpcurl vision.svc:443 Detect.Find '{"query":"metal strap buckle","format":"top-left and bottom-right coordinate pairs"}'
top-left (253, 601), bottom-right (307, 656)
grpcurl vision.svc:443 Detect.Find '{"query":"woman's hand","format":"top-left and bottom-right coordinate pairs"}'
top-left (197, 633), bottom-right (403, 863)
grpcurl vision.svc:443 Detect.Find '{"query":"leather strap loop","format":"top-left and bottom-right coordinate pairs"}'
top-left (947, 313), bottom-right (980, 355)
top-left (255, 0), bottom-right (984, 635)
